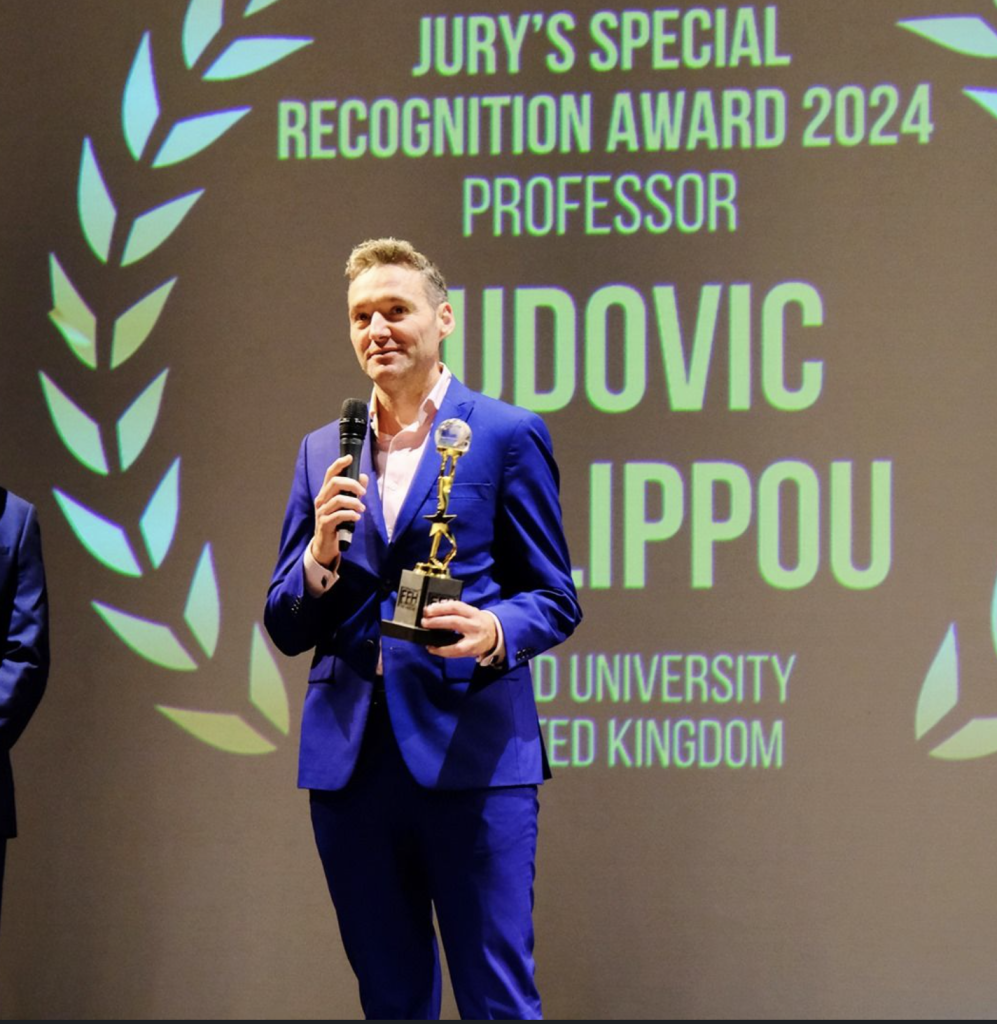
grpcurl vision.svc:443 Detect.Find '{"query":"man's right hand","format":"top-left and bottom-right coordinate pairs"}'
top-left (310, 454), bottom-right (369, 568)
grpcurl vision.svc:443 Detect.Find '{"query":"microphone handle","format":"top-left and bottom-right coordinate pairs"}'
top-left (336, 435), bottom-right (365, 552)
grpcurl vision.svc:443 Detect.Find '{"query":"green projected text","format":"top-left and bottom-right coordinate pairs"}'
top-left (461, 171), bottom-right (737, 237)
top-left (275, 85), bottom-right (931, 161)
top-left (446, 281), bottom-right (823, 413)
top-left (581, 459), bottom-right (892, 591)
top-left (410, 7), bottom-right (791, 77)
top-left (537, 716), bottom-right (784, 769)
top-left (535, 651), bottom-right (791, 769)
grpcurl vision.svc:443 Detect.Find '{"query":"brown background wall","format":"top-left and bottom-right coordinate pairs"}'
top-left (2, 0), bottom-right (996, 1017)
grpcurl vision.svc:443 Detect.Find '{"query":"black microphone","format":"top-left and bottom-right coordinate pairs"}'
top-left (337, 398), bottom-right (368, 552)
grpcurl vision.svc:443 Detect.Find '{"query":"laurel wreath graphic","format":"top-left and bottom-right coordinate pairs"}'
top-left (41, 0), bottom-right (313, 754)
top-left (900, 7), bottom-right (997, 759)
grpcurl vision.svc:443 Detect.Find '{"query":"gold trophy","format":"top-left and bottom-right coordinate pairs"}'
top-left (381, 418), bottom-right (472, 646)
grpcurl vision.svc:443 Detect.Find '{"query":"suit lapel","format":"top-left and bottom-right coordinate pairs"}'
top-left (360, 423), bottom-right (389, 551)
top-left (389, 378), bottom-right (475, 546)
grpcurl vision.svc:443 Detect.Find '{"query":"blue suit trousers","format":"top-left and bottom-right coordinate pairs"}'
top-left (310, 695), bottom-right (542, 1020)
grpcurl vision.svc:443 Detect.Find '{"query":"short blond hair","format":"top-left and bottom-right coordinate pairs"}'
top-left (345, 237), bottom-right (448, 307)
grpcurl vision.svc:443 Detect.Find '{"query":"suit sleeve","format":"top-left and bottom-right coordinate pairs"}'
top-left (264, 436), bottom-right (348, 657)
top-left (488, 413), bottom-right (582, 668)
top-left (0, 505), bottom-right (49, 748)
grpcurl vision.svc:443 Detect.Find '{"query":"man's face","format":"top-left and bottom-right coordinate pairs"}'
top-left (347, 263), bottom-right (454, 390)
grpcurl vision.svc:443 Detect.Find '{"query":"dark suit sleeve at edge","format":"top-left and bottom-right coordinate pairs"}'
top-left (0, 506), bottom-right (49, 749)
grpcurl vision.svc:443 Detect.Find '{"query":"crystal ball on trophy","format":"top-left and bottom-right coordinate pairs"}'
top-left (436, 418), bottom-right (471, 453)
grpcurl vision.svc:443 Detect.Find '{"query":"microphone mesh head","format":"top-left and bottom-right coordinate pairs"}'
top-left (340, 399), bottom-right (368, 444)
top-left (341, 398), bottom-right (368, 423)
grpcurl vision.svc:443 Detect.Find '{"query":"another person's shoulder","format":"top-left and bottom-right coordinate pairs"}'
top-left (0, 488), bottom-right (38, 531)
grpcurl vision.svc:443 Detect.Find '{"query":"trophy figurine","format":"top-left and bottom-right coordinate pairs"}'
top-left (381, 418), bottom-right (472, 646)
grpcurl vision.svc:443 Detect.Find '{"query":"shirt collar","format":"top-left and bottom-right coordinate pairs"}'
top-left (370, 363), bottom-right (452, 439)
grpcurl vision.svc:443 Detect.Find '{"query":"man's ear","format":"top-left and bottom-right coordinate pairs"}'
top-left (438, 301), bottom-right (455, 338)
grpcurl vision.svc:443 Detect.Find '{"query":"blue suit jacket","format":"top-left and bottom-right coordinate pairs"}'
top-left (0, 490), bottom-right (49, 838)
top-left (265, 378), bottom-right (581, 791)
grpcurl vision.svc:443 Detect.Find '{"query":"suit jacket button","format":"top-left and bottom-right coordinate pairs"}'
top-left (363, 638), bottom-right (377, 652)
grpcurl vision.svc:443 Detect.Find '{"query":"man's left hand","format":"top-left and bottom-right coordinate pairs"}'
top-left (423, 600), bottom-right (498, 659)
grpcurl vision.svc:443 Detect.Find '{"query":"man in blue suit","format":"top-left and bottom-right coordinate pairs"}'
top-left (265, 238), bottom-right (580, 1019)
top-left (0, 489), bottom-right (50, 933)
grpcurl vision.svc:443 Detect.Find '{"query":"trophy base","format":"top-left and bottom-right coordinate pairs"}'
top-left (381, 619), bottom-right (458, 647)
top-left (381, 569), bottom-right (463, 648)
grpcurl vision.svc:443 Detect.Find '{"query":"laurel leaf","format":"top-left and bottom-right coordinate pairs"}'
top-left (930, 717), bottom-right (997, 760)
top-left (965, 87), bottom-right (997, 121)
top-left (898, 16), bottom-right (997, 57)
top-left (156, 707), bottom-right (277, 753)
top-left (48, 255), bottom-right (97, 369)
top-left (123, 32), bottom-right (160, 160)
top-left (249, 623), bottom-right (289, 734)
top-left (203, 36), bottom-right (312, 80)
top-left (152, 107), bottom-right (251, 168)
top-left (184, 544), bottom-right (221, 657)
top-left (39, 372), bottom-right (109, 474)
top-left (117, 369), bottom-right (169, 471)
top-left (139, 458), bottom-right (180, 568)
top-left (111, 278), bottom-right (177, 370)
top-left (916, 623), bottom-right (959, 739)
top-left (78, 139), bottom-right (117, 263)
top-left (53, 489), bottom-right (142, 576)
top-left (121, 190), bottom-right (204, 267)
top-left (245, 0), bottom-right (284, 17)
top-left (183, 0), bottom-right (225, 69)
top-left (93, 602), bottom-right (196, 669)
